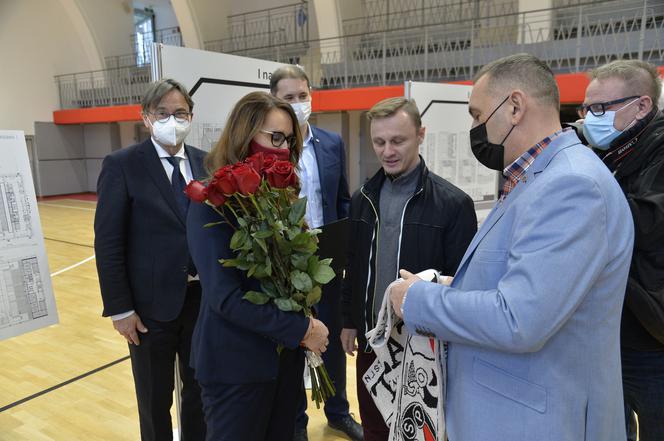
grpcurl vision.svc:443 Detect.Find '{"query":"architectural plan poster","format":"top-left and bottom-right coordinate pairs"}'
top-left (153, 44), bottom-right (285, 151)
top-left (405, 81), bottom-right (499, 223)
top-left (0, 130), bottom-right (58, 340)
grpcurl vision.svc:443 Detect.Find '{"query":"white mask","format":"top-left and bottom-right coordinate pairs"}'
top-left (148, 115), bottom-right (191, 147)
top-left (291, 101), bottom-right (312, 126)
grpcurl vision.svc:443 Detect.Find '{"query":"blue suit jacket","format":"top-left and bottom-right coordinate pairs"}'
top-left (95, 139), bottom-right (206, 321)
top-left (187, 201), bottom-right (309, 384)
top-left (403, 131), bottom-right (634, 441)
top-left (309, 125), bottom-right (351, 223)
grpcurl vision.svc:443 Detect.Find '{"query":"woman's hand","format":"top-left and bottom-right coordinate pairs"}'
top-left (301, 318), bottom-right (329, 356)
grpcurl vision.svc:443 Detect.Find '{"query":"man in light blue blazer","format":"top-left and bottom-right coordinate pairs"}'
top-left (390, 54), bottom-right (635, 441)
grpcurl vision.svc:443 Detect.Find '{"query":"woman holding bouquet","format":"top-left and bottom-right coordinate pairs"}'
top-left (186, 92), bottom-right (330, 440)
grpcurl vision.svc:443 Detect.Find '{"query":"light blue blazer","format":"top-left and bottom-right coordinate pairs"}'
top-left (403, 131), bottom-right (634, 441)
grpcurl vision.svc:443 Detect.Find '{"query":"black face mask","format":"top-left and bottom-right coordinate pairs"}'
top-left (470, 96), bottom-right (516, 171)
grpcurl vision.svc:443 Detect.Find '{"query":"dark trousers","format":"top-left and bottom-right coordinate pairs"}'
top-left (296, 277), bottom-right (350, 428)
top-left (622, 347), bottom-right (664, 441)
top-left (357, 350), bottom-right (389, 441)
top-left (128, 282), bottom-right (206, 441)
top-left (199, 347), bottom-right (305, 441)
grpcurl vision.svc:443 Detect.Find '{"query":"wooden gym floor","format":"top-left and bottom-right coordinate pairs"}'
top-left (0, 197), bottom-right (360, 440)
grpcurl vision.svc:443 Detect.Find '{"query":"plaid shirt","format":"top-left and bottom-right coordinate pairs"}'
top-left (500, 128), bottom-right (570, 200)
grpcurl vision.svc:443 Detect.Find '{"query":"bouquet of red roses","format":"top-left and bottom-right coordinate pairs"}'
top-left (185, 152), bottom-right (336, 407)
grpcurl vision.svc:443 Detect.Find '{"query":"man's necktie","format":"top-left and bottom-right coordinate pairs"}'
top-left (165, 156), bottom-right (189, 217)
top-left (165, 156), bottom-right (197, 277)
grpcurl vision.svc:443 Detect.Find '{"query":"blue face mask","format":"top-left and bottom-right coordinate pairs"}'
top-left (582, 99), bottom-right (638, 150)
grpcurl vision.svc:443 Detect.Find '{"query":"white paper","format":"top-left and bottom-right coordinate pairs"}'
top-left (0, 130), bottom-right (58, 340)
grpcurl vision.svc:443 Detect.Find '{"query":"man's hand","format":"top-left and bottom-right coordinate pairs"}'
top-left (390, 269), bottom-right (422, 319)
top-left (340, 328), bottom-right (358, 356)
top-left (113, 313), bottom-right (148, 345)
top-left (302, 318), bottom-right (330, 356)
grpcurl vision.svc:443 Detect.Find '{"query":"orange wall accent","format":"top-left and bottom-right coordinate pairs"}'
top-left (311, 85), bottom-right (404, 112)
top-left (54, 66), bottom-right (664, 124)
top-left (53, 104), bottom-right (142, 124)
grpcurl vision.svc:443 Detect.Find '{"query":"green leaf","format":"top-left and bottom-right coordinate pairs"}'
top-left (247, 264), bottom-right (257, 277)
top-left (253, 229), bottom-right (273, 239)
top-left (243, 291), bottom-right (270, 305)
top-left (306, 286), bottom-right (322, 307)
top-left (312, 264), bottom-right (336, 284)
top-left (275, 297), bottom-right (294, 311)
top-left (291, 270), bottom-right (313, 292)
top-left (288, 197), bottom-right (307, 225)
top-left (260, 280), bottom-right (279, 298)
top-left (319, 258), bottom-right (333, 266)
top-left (292, 292), bottom-right (306, 302)
top-left (254, 237), bottom-right (268, 253)
top-left (229, 229), bottom-right (248, 250)
top-left (203, 221), bottom-right (224, 228)
top-left (237, 217), bottom-right (248, 228)
top-left (291, 253), bottom-right (309, 271)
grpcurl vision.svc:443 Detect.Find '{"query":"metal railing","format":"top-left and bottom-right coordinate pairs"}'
top-left (55, 0), bottom-right (663, 109)
top-left (131, 26), bottom-right (183, 66)
top-left (216, 0), bottom-right (662, 89)
top-left (55, 65), bottom-right (151, 109)
top-left (205, 2), bottom-right (309, 54)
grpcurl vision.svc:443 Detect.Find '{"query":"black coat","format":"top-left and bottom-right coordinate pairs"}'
top-left (613, 111), bottom-right (664, 350)
top-left (341, 158), bottom-right (477, 350)
top-left (94, 139), bottom-right (207, 321)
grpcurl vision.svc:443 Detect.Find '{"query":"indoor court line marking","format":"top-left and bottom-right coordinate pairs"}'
top-left (0, 355), bottom-right (131, 413)
top-left (50, 255), bottom-right (96, 277)
top-left (38, 202), bottom-right (96, 211)
top-left (44, 237), bottom-right (94, 249)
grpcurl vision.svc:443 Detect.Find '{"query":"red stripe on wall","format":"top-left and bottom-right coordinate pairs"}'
top-left (54, 66), bottom-right (664, 124)
top-left (53, 104), bottom-right (142, 124)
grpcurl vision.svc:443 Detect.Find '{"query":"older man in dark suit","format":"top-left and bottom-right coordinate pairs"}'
top-left (95, 78), bottom-right (206, 441)
top-left (270, 65), bottom-right (361, 441)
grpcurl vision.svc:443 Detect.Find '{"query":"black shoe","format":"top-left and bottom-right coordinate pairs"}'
top-left (293, 427), bottom-right (308, 441)
top-left (328, 415), bottom-right (364, 441)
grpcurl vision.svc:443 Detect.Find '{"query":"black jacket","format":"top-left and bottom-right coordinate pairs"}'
top-left (94, 140), bottom-right (207, 321)
top-left (341, 158), bottom-right (477, 350)
top-left (611, 111), bottom-right (664, 350)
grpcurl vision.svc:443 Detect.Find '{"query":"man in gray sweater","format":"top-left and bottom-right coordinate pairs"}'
top-left (341, 97), bottom-right (477, 441)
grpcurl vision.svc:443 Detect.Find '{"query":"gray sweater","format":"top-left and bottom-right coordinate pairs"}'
top-left (373, 165), bottom-right (420, 318)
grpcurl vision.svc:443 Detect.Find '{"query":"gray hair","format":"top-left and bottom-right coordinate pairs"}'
top-left (270, 65), bottom-right (311, 95)
top-left (590, 59), bottom-right (662, 104)
top-left (141, 78), bottom-right (194, 113)
top-left (474, 53), bottom-right (560, 110)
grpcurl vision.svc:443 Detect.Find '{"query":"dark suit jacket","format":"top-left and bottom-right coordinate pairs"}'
top-left (94, 139), bottom-right (206, 322)
top-left (309, 125), bottom-right (351, 223)
top-left (187, 202), bottom-right (309, 384)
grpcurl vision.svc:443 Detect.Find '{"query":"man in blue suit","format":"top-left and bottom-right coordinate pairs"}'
top-left (270, 65), bottom-right (361, 441)
top-left (390, 54), bottom-right (635, 440)
top-left (95, 78), bottom-right (206, 440)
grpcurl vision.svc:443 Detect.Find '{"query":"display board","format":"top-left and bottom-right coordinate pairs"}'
top-left (0, 131), bottom-right (58, 340)
top-left (405, 81), bottom-right (499, 223)
top-left (152, 44), bottom-right (286, 151)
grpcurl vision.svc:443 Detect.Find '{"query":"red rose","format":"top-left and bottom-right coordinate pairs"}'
top-left (261, 154), bottom-right (276, 173)
top-left (231, 163), bottom-right (262, 195)
top-left (244, 152), bottom-right (264, 173)
top-left (265, 160), bottom-right (298, 189)
top-left (206, 183), bottom-right (226, 207)
top-left (184, 180), bottom-right (208, 203)
top-left (213, 165), bottom-right (238, 195)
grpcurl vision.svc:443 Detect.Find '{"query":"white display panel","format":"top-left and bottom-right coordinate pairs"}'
top-left (154, 44), bottom-right (286, 151)
top-left (0, 130), bottom-right (58, 340)
top-left (405, 81), bottom-right (499, 223)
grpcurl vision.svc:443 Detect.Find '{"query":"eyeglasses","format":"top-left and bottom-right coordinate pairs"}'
top-left (260, 129), bottom-right (297, 149)
top-left (576, 96), bottom-right (640, 118)
top-left (148, 110), bottom-right (192, 123)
